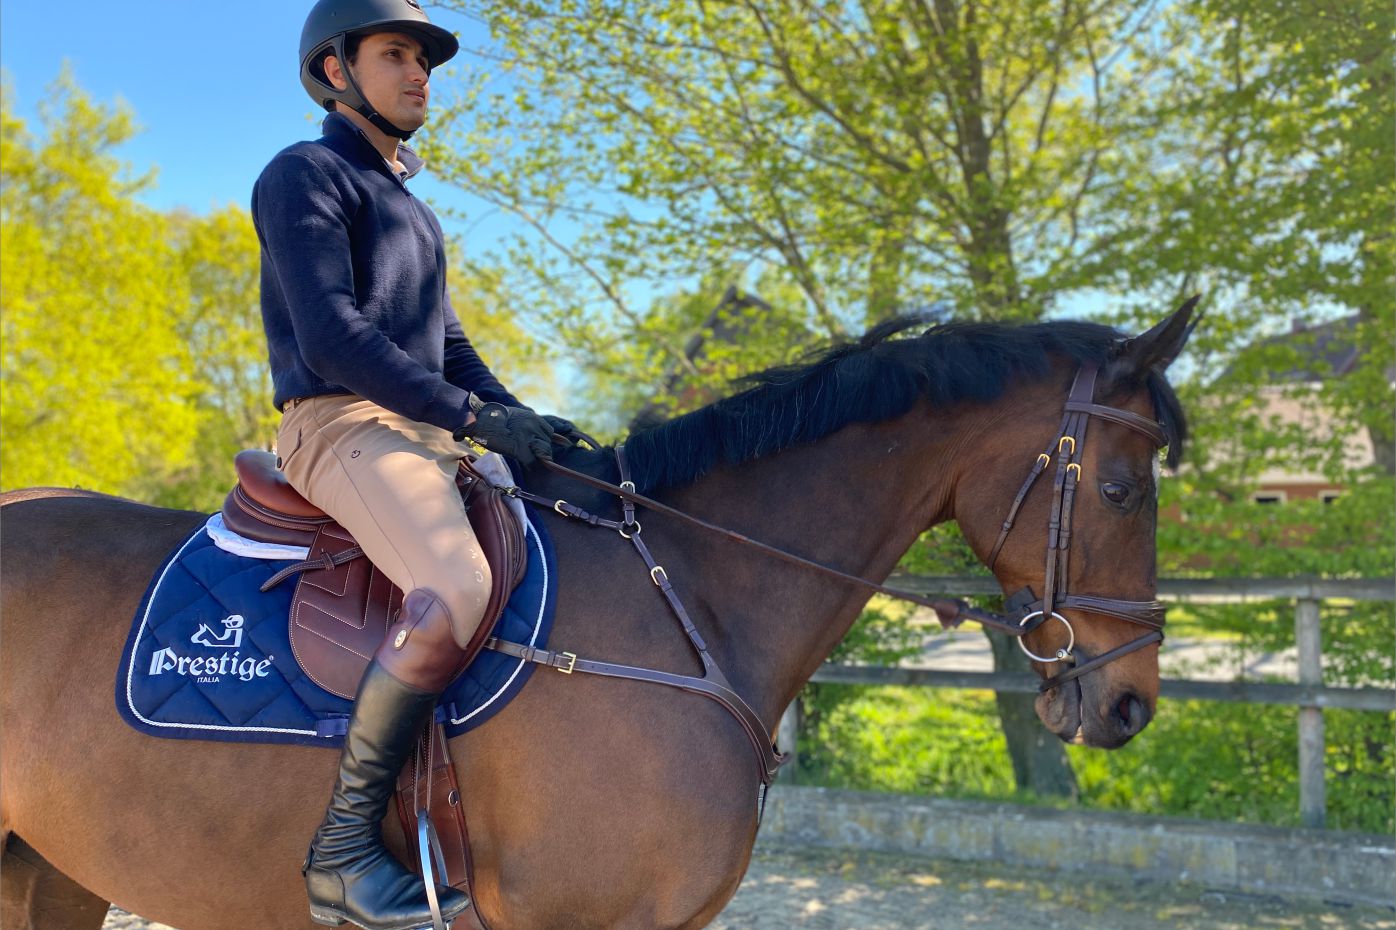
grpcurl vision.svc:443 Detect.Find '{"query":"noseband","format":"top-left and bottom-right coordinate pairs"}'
top-left (986, 363), bottom-right (1168, 692)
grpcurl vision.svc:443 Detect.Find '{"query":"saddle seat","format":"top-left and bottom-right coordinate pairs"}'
top-left (236, 449), bottom-right (328, 519)
top-left (221, 448), bottom-right (526, 700)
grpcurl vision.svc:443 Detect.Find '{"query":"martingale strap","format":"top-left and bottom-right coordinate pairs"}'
top-left (527, 461), bottom-right (1028, 637)
top-left (490, 452), bottom-right (788, 786)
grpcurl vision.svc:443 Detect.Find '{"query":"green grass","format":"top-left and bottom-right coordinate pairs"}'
top-left (797, 685), bottom-right (1395, 834)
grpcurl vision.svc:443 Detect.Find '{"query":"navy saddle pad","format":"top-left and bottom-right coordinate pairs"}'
top-left (117, 512), bottom-right (556, 747)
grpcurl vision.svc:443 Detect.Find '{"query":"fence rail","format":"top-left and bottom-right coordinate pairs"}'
top-left (781, 575), bottom-right (1396, 830)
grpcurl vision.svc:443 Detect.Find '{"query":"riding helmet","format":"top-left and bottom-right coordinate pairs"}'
top-left (299, 0), bottom-right (460, 140)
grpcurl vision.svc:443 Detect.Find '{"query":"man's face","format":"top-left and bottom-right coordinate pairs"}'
top-left (328, 31), bottom-right (430, 132)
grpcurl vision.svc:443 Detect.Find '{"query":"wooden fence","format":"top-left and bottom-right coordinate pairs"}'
top-left (776, 576), bottom-right (1396, 830)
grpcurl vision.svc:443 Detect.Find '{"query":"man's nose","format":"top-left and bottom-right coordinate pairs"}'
top-left (407, 62), bottom-right (428, 84)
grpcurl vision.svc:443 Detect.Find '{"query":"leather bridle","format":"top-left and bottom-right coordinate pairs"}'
top-left (984, 362), bottom-right (1168, 692)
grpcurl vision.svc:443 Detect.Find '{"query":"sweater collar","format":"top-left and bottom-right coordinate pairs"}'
top-left (322, 112), bottom-right (424, 180)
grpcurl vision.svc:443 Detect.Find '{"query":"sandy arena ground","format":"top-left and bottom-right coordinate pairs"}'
top-left (102, 845), bottom-right (1394, 930)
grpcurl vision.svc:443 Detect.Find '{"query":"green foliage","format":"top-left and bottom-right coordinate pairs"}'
top-left (139, 207), bottom-right (273, 510)
top-left (802, 686), bottom-right (1395, 834)
top-left (429, 0), bottom-right (1171, 418)
top-left (1, 72), bottom-right (200, 493)
top-left (802, 687), bottom-right (1017, 798)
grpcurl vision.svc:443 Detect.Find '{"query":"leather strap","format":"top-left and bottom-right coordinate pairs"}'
top-left (1063, 402), bottom-right (1166, 445)
top-left (533, 460), bottom-right (1018, 634)
top-left (259, 545), bottom-right (365, 592)
top-left (484, 637), bottom-right (787, 783)
top-left (1038, 630), bottom-right (1165, 690)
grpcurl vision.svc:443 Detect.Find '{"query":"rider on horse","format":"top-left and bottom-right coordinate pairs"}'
top-left (254, 2), bottom-right (571, 926)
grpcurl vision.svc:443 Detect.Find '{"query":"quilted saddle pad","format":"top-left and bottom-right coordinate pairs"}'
top-left (116, 512), bottom-right (556, 748)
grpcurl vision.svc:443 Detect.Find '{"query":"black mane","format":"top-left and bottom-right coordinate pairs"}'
top-left (617, 316), bottom-right (1187, 493)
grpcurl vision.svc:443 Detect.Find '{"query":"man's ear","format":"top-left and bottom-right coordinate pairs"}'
top-left (323, 53), bottom-right (349, 92)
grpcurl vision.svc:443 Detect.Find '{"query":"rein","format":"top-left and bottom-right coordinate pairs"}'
top-left (532, 459), bottom-right (1022, 635)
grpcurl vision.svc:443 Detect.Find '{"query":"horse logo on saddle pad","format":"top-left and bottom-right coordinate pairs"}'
top-left (191, 614), bottom-right (244, 649)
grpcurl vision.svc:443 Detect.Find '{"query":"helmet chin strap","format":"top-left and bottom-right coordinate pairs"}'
top-left (326, 34), bottom-right (415, 141)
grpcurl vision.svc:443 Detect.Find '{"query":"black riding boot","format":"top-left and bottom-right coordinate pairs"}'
top-left (304, 590), bottom-right (473, 930)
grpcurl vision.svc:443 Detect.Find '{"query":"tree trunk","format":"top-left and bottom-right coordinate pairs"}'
top-left (985, 630), bottom-right (1078, 799)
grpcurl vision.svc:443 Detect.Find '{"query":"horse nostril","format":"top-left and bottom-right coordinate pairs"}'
top-left (1115, 692), bottom-right (1149, 737)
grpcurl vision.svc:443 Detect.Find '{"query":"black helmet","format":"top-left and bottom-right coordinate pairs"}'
top-left (299, 0), bottom-right (460, 140)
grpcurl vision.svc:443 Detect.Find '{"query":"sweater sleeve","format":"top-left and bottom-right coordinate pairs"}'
top-left (442, 290), bottom-right (523, 408)
top-left (254, 153), bottom-right (474, 432)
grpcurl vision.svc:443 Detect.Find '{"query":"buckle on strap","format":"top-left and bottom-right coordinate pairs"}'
top-left (557, 651), bottom-right (578, 674)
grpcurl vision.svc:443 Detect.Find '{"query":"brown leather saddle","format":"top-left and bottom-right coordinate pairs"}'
top-left (222, 449), bottom-right (526, 700)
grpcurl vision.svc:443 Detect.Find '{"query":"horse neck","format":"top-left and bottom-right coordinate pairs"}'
top-left (659, 404), bottom-right (974, 725)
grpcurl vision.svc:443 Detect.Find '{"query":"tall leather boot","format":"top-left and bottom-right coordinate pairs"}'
top-left (305, 589), bottom-right (475, 930)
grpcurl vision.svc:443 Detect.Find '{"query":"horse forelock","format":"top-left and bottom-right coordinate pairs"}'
top-left (622, 316), bottom-right (1187, 493)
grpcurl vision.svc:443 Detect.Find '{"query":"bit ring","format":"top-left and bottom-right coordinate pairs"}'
top-left (1017, 610), bottom-right (1075, 663)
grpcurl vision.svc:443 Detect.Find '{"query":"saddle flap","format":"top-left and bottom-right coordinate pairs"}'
top-left (289, 523), bottom-right (402, 699)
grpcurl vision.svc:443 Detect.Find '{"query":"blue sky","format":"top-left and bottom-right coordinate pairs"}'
top-left (1, 1), bottom-right (485, 220)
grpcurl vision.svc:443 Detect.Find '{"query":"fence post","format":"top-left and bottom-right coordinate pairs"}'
top-left (777, 700), bottom-right (800, 782)
top-left (1295, 596), bottom-right (1325, 829)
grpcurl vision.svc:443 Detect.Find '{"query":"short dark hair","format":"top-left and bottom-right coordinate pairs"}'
top-left (342, 33), bottom-right (363, 65)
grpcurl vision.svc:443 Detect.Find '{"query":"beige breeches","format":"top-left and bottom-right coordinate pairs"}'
top-left (276, 394), bottom-right (490, 648)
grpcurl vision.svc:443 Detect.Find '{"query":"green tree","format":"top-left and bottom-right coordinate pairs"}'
top-left (1, 73), bottom-right (200, 494)
top-left (430, 0), bottom-right (1167, 328)
top-left (428, 0), bottom-right (1393, 808)
top-left (135, 206), bottom-right (273, 510)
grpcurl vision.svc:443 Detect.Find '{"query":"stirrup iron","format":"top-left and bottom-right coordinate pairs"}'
top-left (417, 809), bottom-right (457, 930)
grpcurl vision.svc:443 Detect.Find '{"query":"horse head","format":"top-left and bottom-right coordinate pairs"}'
top-left (954, 299), bottom-right (1197, 748)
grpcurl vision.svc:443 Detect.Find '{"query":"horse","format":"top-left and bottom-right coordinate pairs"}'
top-left (0, 302), bottom-right (1194, 930)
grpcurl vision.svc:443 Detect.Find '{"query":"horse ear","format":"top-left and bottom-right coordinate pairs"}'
top-left (1106, 296), bottom-right (1201, 385)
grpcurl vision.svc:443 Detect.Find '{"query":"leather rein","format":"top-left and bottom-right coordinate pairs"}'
top-left (485, 361), bottom-right (1169, 785)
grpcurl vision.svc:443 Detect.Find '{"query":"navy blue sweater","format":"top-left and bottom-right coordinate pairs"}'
top-left (254, 113), bottom-right (519, 431)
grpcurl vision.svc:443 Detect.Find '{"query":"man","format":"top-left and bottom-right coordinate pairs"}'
top-left (254, 2), bottom-right (567, 927)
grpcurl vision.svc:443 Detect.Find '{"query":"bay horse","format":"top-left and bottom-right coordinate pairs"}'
top-left (0, 303), bottom-right (1193, 930)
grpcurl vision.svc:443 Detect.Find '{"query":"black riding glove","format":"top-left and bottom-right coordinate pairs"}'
top-left (541, 414), bottom-right (582, 445)
top-left (453, 403), bottom-right (558, 468)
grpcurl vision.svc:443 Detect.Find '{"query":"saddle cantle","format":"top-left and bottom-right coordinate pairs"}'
top-left (223, 449), bottom-right (526, 700)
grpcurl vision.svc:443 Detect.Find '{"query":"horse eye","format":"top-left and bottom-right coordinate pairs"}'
top-left (1102, 482), bottom-right (1130, 505)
